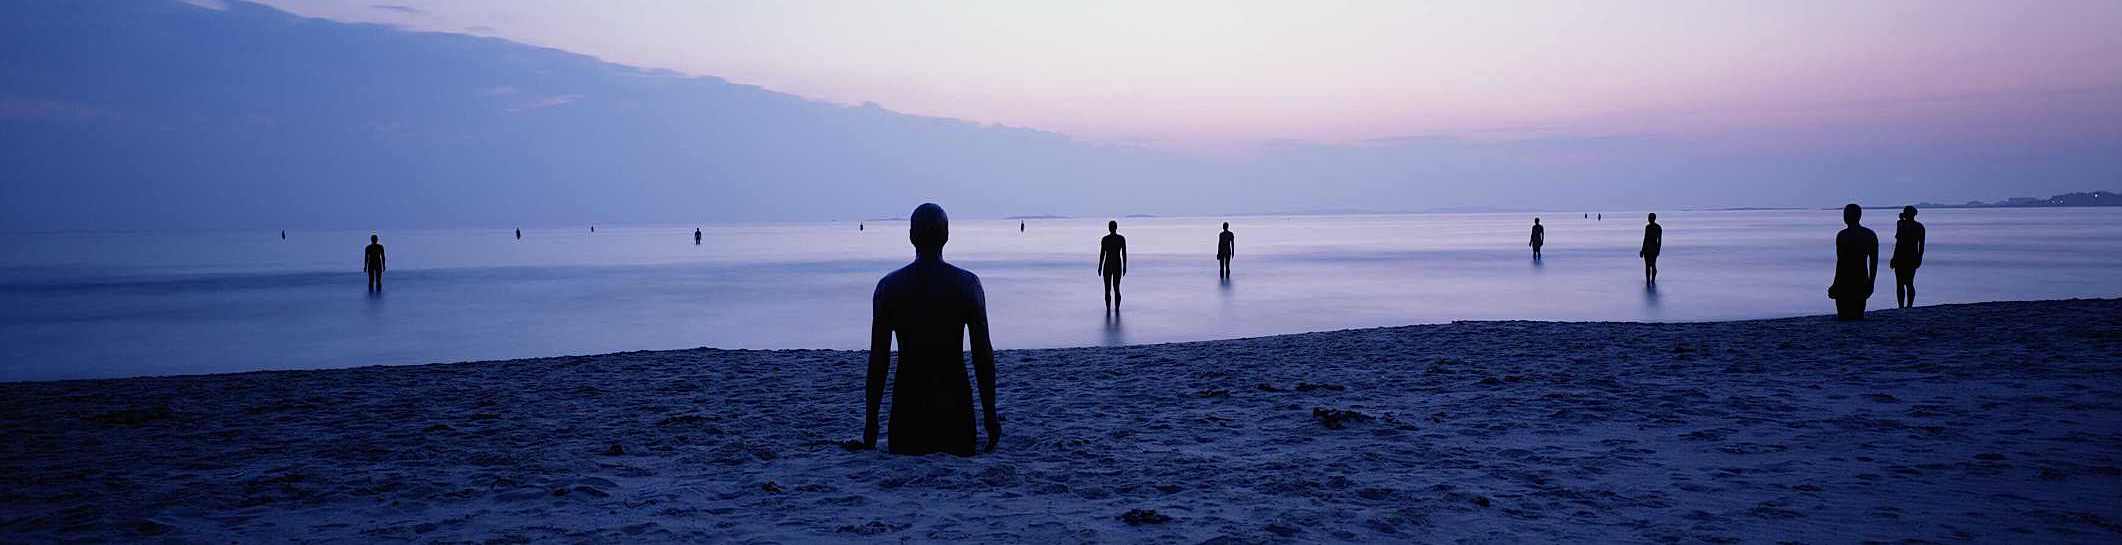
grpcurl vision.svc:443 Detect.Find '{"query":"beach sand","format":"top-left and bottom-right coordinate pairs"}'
top-left (3, 299), bottom-right (2119, 543)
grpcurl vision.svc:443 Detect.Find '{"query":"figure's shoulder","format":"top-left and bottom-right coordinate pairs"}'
top-left (874, 263), bottom-right (919, 292)
top-left (942, 262), bottom-right (983, 285)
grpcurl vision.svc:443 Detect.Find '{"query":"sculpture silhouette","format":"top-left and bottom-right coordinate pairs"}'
top-left (363, 234), bottom-right (386, 292)
top-left (1829, 204), bottom-right (1879, 320)
top-left (1099, 221), bottom-right (1128, 309)
top-left (1529, 218), bottom-right (1545, 258)
top-left (515, 228), bottom-right (521, 240)
top-left (1639, 213), bottom-right (1661, 283)
top-left (694, 227), bottom-right (702, 245)
top-left (1891, 206), bottom-right (1926, 309)
top-left (1216, 222), bottom-right (1235, 278)
top-left (862, 203), bottom-right (1000, 456)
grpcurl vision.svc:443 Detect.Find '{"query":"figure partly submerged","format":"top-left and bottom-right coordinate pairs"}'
top-left (1216, 222), bottom-right (1235, 278)
top-left (862, 203), bottom-right (1000, 456)
top-left (1529, 218), bottom-right (1545, 258)
top-left (1891, 206), bottom-right (1925, 309)
top-left (1639, 213), bottom-right (1661, 283)
top-left (363, 234), bottom-right (387, 292)
top-left (1099, 221), bottom-right (1128, 309)
top-left (1829, 204), bottom-right (1879, 320)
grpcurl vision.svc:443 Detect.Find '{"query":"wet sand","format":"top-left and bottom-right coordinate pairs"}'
top-left (3, 299), bottom-right (2119, 543)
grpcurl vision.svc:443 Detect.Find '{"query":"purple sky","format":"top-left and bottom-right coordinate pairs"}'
top-left (247, 0), bottom-right (2122, 152)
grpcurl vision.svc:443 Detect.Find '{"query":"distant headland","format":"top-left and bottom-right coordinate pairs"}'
top-left (1916, 191), bottom-right (2118, 209)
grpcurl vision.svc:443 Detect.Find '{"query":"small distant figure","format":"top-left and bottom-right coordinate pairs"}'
top-left (862, 203), bottom-right (1000, 456)
top-left (860, 223), bottom-right (865, 231)
top-left (1891, 206), bottom-right (1926, 309)
top-left (1099, 221), bottom-right (1128, 309)
top-left (1638, 213), bottom-right (1661, 283)
top-left (1829, 204), bottom-right (1879, 321)
top-left (363, 234), bottom-right (387, 292)
top-left (515, 228), bottom-right (521, 240)
top-left (694, 227), bottom-right (702, 245)
top-left (1598, 213), bottom-right (1603, 221)
top-left (1215, 222), bottom-right (1235, 278)
top-left (1020, 221), bottom-right (1025, 232)
top-left (591, 225), bottom-right (596, 233)
top-left (1529, 218), bottom-right (1545, 258)
top-left (280, 230), bottom-right (286, 240)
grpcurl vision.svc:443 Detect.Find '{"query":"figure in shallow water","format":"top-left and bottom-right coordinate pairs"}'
top-left (1639, 213), bottom-right (1661, 283)
top-left (1099, 221), bottom-right (1128, 309)
top-left (1891, 206), bottom-right (1926, 309)
top-left (1529, 218), bottom-right (1545, 259)
top-left (363, 234), bottom-right (387, 292)
top-left (694, 227), bottom-right (702, 245)
top-left (1216, 222), bottom-right (1235, 278)
top-left (1829, 204), bottom-right (1879, 320)
top-left (862, 203), bottom-right (1000, 456)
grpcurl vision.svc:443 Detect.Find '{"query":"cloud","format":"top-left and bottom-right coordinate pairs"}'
top-left (0, 97), bottom-right (117, 122)
top-left (370, 4), bottom-right (425, 16)
top-left (177, 0), bottom-right (228, 10)
top-left (506, 94), bottom-right (582, 112)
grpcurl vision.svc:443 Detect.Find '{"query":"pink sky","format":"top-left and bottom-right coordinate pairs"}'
top-left (253, 0), bottom-right (2122, 150)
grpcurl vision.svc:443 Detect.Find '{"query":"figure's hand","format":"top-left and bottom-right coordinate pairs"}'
top-left (984, 415), bottom-right (1002, 453)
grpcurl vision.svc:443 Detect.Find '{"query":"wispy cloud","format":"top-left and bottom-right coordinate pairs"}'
top-left (507, 94), bottom-right (582, 113)
top-left (0, 97), bottom-right (118, 122)
top-left (370, 4), bottom-right (425, 16)
top-left (177, 0), bottom-right (227, 10)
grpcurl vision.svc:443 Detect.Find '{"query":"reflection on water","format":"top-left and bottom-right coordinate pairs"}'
top-left (1643, 281), bottom-right (1660, 310)
top-left (4, 208), bottom-right (2121, 379)
top-left (1102, 310), bottom-right (1126, 346)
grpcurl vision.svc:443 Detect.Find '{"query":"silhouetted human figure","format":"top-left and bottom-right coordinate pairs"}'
top-left (1598, 213), bottom-right (1603, 221)
top-left (515, 228), bottom-right (521, 240)
top-left (1099, 221), bottom-right (1128, 309)
top-left (1216, 222), bottom-right (1235, 278)
top-left (1829, 204), bottom-right (1879, 320)
top-left (1529, 218), bottom-right (1545, 258)
top-left (1891, 206), bottom-right (1925, 309)
top-left (860, 223), bottom-right (865, 231)
top-left (1639, 213), bottom-right (1661, 283)
top-left (1020, 221), bottom-right (1025, 232)
top-left (862, 203), bottom-right (1000, 456)
top-left (694, 227), bottom-right (702, 245)
top-left (363, 235), bottom-right (387, 292)
top-left (280, 230), bottom-right (286, 240)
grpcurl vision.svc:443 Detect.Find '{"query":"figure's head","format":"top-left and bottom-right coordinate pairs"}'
top-left (1843, 204), bottom-right (1862, 226)
top-left (910, 203), bottom-right (948, 250)
top-left (1647, 213), bottom-right (1657, 223)
top-left (370, 234), bottom-right (378, 243)
top-left (1222, 222), bottom-right (1229, 231)
top-left (1108, 220), bottom-right (1118, 234)
top-left (1901, 205), bottom-right (1917, 220)
top-left (1534, 217), bottom-right (1541, 224)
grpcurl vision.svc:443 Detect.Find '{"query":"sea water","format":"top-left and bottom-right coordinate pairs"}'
top-left (4, 208), bottom-right (2119, 380)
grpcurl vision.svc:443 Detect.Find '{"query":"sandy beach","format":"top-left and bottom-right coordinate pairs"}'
top-left (3, 299), bottom-right (2119, 543)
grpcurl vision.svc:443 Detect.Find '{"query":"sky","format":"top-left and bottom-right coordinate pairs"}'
top-left (2, 1), bottom-right (2120, 230)
top-left (249, 0), bottom-right (2122, 150)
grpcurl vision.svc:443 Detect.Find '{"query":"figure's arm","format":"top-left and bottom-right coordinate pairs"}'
top-left (968, 281), bottom-right (999, 452)
top-left (1097, 246), bottom-right (1105, 275)
top-left (863, 291), bottom-right (891, 449)
top-left (1867, 241), bottom-right (1879, 283)
top-left (1120, 240), bottom-right (1128, 275)
top-left (380, 249), bottom-right (386, 272)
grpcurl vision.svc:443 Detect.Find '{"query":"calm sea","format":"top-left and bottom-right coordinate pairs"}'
top-left (4, 208), bottom-right (2118, 381)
